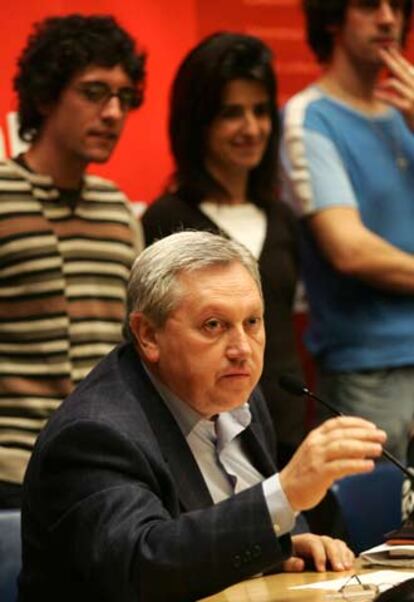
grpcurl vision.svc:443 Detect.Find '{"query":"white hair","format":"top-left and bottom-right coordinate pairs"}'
top-left (123, 230), bottom-right (262, 339)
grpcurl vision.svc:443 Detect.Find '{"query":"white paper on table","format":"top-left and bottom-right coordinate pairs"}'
top-left (290, 569), bottom-right (414, 591)
top-left (360, 543), bottom-right (414, 567)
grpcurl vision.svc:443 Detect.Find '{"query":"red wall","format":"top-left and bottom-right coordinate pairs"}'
top-left (1, 1), bottom-right (413, 203)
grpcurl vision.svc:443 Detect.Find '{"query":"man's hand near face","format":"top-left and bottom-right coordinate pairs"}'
top-left (375, 46), bottom-right (414, 131)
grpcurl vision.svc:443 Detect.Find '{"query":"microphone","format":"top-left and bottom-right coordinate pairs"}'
top-left (279, 374), bottom-right (414, 481)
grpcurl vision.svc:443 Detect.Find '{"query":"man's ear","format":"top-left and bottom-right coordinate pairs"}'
top-left (129, 312), bottom-right (160, 363)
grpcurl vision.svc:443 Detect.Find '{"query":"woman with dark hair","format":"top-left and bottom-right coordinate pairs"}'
top-left (142, 31), bottom-right (305, 466)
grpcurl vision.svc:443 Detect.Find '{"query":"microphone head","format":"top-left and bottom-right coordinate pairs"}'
top-left (278, 374), bottom-right (306, 396)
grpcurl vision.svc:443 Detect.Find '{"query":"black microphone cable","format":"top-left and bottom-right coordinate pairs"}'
top-left (279, 374), bottom-right (414, 482)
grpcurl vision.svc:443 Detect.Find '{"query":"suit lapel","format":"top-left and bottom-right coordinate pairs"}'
top-left (122, 348), bottom-right (213, 512)
top-left (144, 396), bottom-right (214, 512)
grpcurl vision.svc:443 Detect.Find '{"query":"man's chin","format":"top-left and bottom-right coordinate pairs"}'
top-left (84, 145), bottom-right (117, 164)
top-left (87, 153), bottom-right (114, 164)
top-left (215, 388), bottom-right (254, 411)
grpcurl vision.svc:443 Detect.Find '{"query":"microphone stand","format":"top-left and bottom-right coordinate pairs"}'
top-left (302, 385), bottom-right (414, 482)
top-left (279, 375), bottom-right (414, 482)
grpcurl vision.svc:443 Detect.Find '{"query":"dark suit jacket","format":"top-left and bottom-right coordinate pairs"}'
top-left (142, 194), bottom-right (306, 455)
top-left (19, 342), bottom-right (292, 602)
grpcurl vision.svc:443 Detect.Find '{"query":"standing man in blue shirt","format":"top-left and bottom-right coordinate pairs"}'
top-left (281, 0), bottom-right (414, 460)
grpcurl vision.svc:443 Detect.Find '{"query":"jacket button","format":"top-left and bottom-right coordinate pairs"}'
top-left (242, 548), bottom-right (252, 563)
top-left (233, 554), bottom-right (242, 568)
top-left (252, 544), bottom-right (262, 559)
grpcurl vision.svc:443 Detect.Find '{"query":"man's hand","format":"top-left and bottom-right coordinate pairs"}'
top-left (279, 416), bottom-right (386, 511)
top-left (375, 46), bottom-right (414, 131)
top-left (283, 534), bottom-right (355, 573)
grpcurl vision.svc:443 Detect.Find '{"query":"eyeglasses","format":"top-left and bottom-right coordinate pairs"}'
top-left (325, 574), bottom-right (389, 601)
top-left (73, 81), bottom-right (141, 112)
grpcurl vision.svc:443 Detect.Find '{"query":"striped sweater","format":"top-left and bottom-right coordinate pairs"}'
top-left (0, 158), bottom-right (143, 484)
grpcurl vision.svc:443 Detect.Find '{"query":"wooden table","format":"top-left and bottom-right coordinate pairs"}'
top-left (199, 565), bottom-right (413, 601)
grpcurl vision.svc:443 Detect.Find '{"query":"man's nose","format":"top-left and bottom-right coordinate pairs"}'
top-left (377, 0), bottom-right (398, 24)
top-left (226, 328), bottom-right (252, 359)
top-left (100, 95), bottom-right (124, 121)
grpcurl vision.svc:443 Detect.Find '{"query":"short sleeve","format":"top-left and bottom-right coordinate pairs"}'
top-left (281, 123), bottom-right (358, 217)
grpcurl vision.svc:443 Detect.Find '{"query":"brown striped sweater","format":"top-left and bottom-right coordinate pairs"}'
top-left (0, 158), bottom-right (143, 484)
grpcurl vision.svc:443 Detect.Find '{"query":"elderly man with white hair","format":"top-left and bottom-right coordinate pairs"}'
top-left (19, 231), bottom-right (386, 602)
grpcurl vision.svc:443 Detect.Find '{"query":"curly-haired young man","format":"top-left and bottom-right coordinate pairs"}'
top-left (0, 14), bottom-right (146, 508)
top-left (281, 0), bottom-right (414, 461)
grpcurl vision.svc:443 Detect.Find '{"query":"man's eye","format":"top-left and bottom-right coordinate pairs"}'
top-left (78, 83), bottom-right (109, 101)
top-left (246, 316), bottom-right (262, 329)
top-left (118, 88), bottom-right (140, 108)
top-left (87, 84), bottom-right (107, 97)
top-left (204, 319), bottom-right (224, 332)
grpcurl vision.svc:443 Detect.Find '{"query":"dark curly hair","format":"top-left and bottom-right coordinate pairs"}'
top-left (169, 31), bottom-right (279, 208)
top-left (303, 0), bottom-right (413, 63)
top-left (14, 14), bottom-right (146, 141)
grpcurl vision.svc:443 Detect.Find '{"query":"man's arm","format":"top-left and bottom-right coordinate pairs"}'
top-left (277, 415), bottom-right (386, 573)
top-left (307, 206), bottom-right (414, 293)
top-left (281, 96), bottom-right (414, 294)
